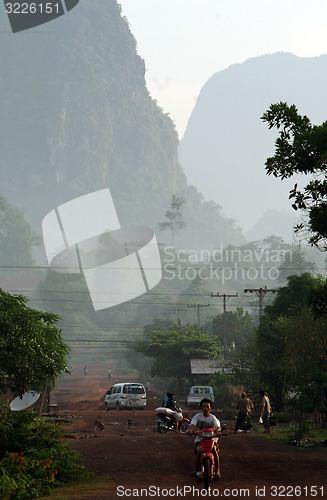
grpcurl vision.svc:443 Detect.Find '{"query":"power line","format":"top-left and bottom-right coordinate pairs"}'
top-left (244, 286), bottom-right (278, 318)
top-left (210, 291), bottom-right (239, 358)
top-left (3, 288), bottom-right (223, 297)
top-left (187, 303), bottom-right (210, 326)
top-left (0, 264), bottom-right (324, 271)
top-left (210, 292), bottom-right (239, 313)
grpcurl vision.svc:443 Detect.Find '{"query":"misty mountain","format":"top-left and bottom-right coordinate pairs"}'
top-left (244, 210), bottom-right (299, 243)
top-left (0, 0), bottom-right (243, 264)
top-left (179, 52), bottom-right (327, 236)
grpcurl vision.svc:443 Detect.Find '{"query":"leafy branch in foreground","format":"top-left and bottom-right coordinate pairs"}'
top-left (262, 101), bottom-right (327, 248)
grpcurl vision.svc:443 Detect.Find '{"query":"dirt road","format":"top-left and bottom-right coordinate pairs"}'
top-left (51, 365), bottom-right (327, 499)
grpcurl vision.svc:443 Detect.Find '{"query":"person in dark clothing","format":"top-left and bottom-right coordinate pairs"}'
top-left (163, 392), bottom-right (170, 407)
top-left (234, 392), bottom-right (253, 433)
top-left (165, 393), bottom-right (180, 431)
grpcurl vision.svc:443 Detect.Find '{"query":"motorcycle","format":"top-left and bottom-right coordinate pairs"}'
top-left (194, 427), bottom-right (222, 490)
top-left (240, 412), bottom-right (252, 432)
top-left (154, 406), bottom-right (190, 434)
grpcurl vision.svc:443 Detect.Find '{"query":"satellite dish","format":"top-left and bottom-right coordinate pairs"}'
top-left (10, 391), bottom-right (40, 411)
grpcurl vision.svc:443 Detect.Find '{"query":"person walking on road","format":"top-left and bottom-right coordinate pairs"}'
top-left (234, 392), bottom-right (253, 433)
top-left (259, 390), bottom-right (272, 434)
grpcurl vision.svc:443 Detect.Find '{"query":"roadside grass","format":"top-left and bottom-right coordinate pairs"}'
top-left (251, 422), bottom-right (327, 446)
top-left (37, 476), bottom-right (113, 500)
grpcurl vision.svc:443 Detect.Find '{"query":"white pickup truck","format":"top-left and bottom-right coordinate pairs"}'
top-left (187, 386), bottom-right (215, 407)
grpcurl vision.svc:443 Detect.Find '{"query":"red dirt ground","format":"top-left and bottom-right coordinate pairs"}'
top-left (50, 364), bottom-right (327, 499)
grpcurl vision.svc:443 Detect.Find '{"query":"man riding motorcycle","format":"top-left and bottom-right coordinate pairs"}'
top-left (189, 398), bottom-right (221, 479)
top-left (165, 393), bottom-right (180, 431)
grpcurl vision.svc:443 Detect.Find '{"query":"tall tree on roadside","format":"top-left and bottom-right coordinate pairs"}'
top-left (285, 309), bottom-right (327, 418)
top-left (252, 315), bottom-right (288, 411)
top-left (250, 308), bottom-right (327, 414)
top-left (264, 273), bottom-right (316, 318)
top-left (234, 274), bottom-right (327, 412)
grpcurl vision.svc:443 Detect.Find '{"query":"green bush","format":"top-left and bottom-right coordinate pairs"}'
top-left (209, 372), bottom-right (235, 408)
top-left (274, 409), bottom-right (292, 423)
top-left (286, 421), bottom-right (311, 445)
top-left (114, 360), bottom-right (139, 376)
top-left (0, 404), bottom-right (88, 499)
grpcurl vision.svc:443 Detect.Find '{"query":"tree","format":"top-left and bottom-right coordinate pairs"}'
top-left (284, 308), bottom-right (327, 418)
top-left (252, 315), bottom-right (288, 411)
top-left (232, 274), bottom-right (326, 412)
top-left (211, 307), bottom-right (255, 356)
top-left (277, 249), bottom-right (315, 284)
top-left (247, 274), bottom-right (327, 413)
top-left (309, 274), bottom-right (327, 318)
top-left (250, 307), bottom-right (327, 415)
top-left (135, 324), bottom-right (223, 394)
top-left (261, 102), bottom-right (327, 249)
top-left (264, 273), bottom-right (316, 318)
top-left (0, 195), bottom-right (40, 266)
top-left (0, 289), bottom-right (70, 397)
top-left (158, 194), bottom-right (186, 247)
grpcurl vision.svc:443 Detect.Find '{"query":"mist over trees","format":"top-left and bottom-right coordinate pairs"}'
top-left (0, 196), bottom-right (40, 267)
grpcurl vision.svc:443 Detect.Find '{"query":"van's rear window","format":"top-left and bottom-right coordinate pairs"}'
top-left (123, 385), bottom-right (145, 394)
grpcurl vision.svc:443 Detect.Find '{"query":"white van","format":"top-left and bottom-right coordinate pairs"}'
top-left (104, 383), bottom-right (146, 410)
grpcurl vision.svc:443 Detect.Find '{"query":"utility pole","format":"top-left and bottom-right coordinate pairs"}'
top-left (210, 292), bottom-right (238, 357)
top-left (168, 308), bottom-right (187, 326)
top-left (210, 292), bottom-right (239, 313)
top-left (244, 286), bottom-right (277, 318)
top-left (187, 304), bottom-right (210, 326)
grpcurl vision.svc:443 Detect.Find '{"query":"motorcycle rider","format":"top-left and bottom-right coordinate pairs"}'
top-left (189, 398), bottom-right (221, 478)
top-left (165, 393), bottom-right (180, 431)
top-left (163, 392), bottom-right (170, 407)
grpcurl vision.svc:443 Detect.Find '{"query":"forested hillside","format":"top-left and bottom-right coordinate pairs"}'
top-left (0, 0), bottom-right (243, 264)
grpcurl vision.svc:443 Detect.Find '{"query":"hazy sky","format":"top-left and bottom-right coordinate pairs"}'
top-left (119, 0), bottom-right (327, 138)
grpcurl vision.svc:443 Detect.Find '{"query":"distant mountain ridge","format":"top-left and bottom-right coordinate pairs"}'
top-left (179, 52), bottom-right (327, 235)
